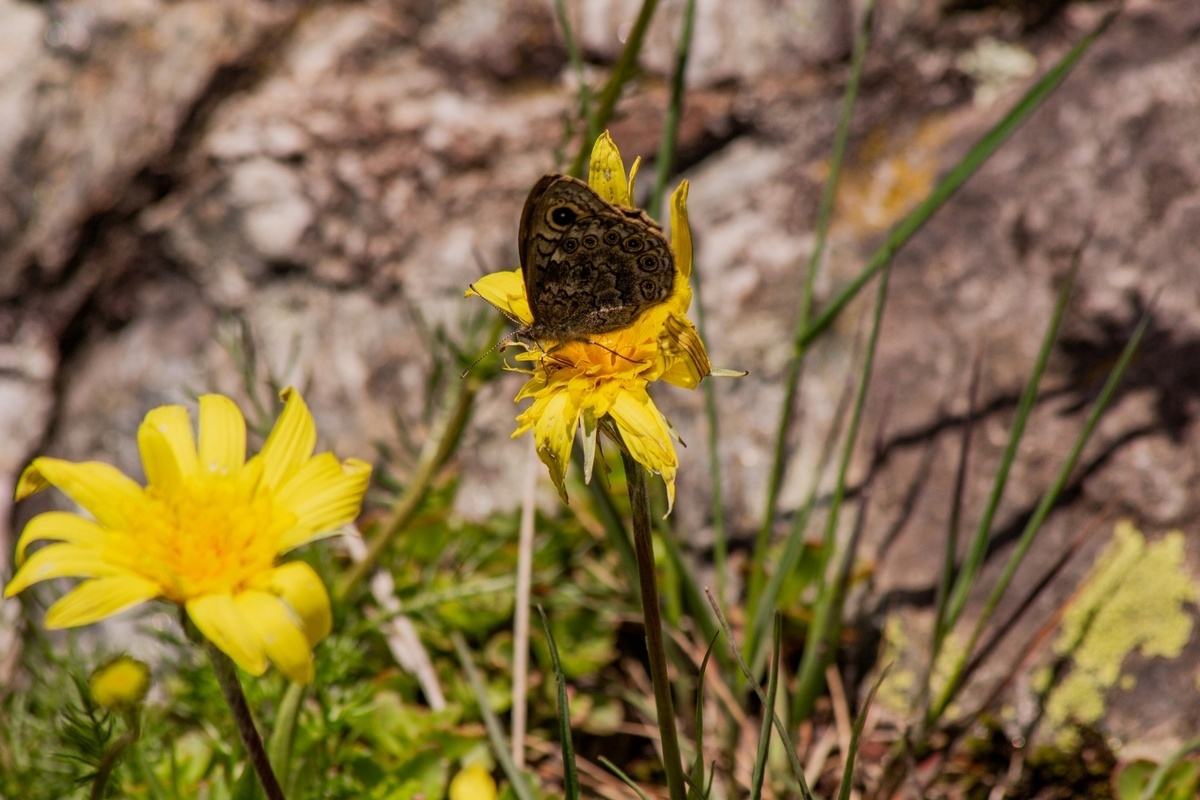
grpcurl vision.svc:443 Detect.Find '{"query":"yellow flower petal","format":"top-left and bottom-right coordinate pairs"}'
top-left (187, 594), bottom-right (268, 676)
top-left (198, 394), bottom-right (247, 475)
top-left (609, 390), bottom-right (677, 513)
top-left (9, 389), bottom-right (367, 682)
top-left (4, 544), bottom-right (122, 596)
top-left (589, 131), bottom-right (631, 206)
top-left (261, 561), bottom-right (333, 646)
top-left (260, 388), bottom-right (317, 491)
top-left (16, 459), bottom-right (145, 530)
top-left (526, 390), bottom-right (580, 503)
top-left (468, 269), bottom-right (531, 325)
top-left (469, 131), bottom-right (740, 513)
top-left (12, 511), bottom-right (106, 565)
top-left (275, 455), bottom-right (372, 551)
top-left (235, 590), bottom-right (315, 684)
top-left (44, 575), bottom-right (161, 628)
top-left (670, 180), bottom-right (693, 282)
top-left (138, 406), bottom-right (200, 495)
top-left (658, 313), bottom-right (712, 389)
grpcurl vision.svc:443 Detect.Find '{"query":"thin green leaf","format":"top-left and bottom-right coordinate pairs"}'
top-left (930, 299), bottom-right (1153, 723)
top-left (450, 632), bottom-right (537, 800)
top-left (792, 258), bottom-right (893, 722)
top-left (746, 365), bottom-right (853, 676)
top-left (600, 757), bottom-right (655, 800)
top-left (555, 0), bottom-right (591, 149)
top-left (688, 634), bottom-right (719, 800)
top-left (648, 0), bottom-right (696, 220)
top-left (538, 606), bottom-right (581, 800)
top-left (939, 257), bottom-right (1081, 647)
top-left (796, 8), bottom-right (1118, 354)
top-left (837, 665), bottom-right (890, 800)
top-left (570, 0), bottom-right (661, 177)
top-left (266, 682), bottom-right (304, 791)
top-left (705, 589), bottom-right (814, 800)
top-left (752, 0), bottom-right (876, 605)
top-left (749, 614), bottom-right (783, 800)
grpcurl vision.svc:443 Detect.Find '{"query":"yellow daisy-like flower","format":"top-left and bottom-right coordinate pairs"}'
top-left (4, 389), bottom-right (371, 684)
top-left (89, 655), bottom-right (151, 711)
top-left (448, 763), bottom-right (498, 800)
top-left (470, 132), bottom-right (720, 512)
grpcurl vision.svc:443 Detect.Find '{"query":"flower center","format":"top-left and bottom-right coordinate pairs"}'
top-left (131, 472), bottom-right (294, 602)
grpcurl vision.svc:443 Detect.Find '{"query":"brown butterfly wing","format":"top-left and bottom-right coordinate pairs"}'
top-left (517, 174), bottom-right (675, 343)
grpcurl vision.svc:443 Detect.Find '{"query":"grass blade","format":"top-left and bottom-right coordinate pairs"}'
top-left (599, 757), bottom-right (655, 800)
top-left (569, 0), bottom-right (661, 177)
top-left (836, 665), bottom-right (890, 800)
top-left (749, 614), bottom-right (783, 800)
top-left (554, 0), bottom-right (591, 171)
top-left (752, 0), bottom-right (876, 604)
top-left (450, 632), bottom-right (537, 800)
top-left (706, 589), bottom-right (814, 800)
top-left (792, 258), bottom-right (893, 722)
top-left (648, 0), bottom-right (696, 220)
top-left (938, 255), bottom-right (1081, 648)
top-left (687, 634), bottom-right (718, 800)
top-left (929, 299), bottom-right (1153, 723)
top-left (538, 606), bottom-right (581, 800)
top-left (795, 8), bottom-right (1117, 353)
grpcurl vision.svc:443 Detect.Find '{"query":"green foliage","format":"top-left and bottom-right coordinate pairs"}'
top-left (3, 4), bottom-right (1160, 800)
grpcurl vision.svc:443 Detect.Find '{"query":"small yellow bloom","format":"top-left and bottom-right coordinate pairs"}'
top-left (470, 132), bottom-right (728, 511)
top-left (89, 655), bottom-right (151, 711)
top-left (5, 389), bottom-right (372, 684)
top-left (448, 763), bottom-right (497, 800)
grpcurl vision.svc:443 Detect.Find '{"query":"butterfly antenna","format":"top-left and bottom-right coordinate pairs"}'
top-left (461, 333), bottom-right (518, 378)
top-left (585, 339), bottom-right (644, 365)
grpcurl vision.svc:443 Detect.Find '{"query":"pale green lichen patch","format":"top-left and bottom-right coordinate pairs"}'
top-left (874, 615), bottom-right (969, 718)
top-left (1043, 521), bottom-right (1196, 738)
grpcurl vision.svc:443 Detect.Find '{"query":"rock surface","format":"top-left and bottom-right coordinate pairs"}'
top-left (1, 0), bottom-right (1196, 755)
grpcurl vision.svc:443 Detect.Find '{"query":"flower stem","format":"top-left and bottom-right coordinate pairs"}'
top-left (619, 446), bottom-right (687, 800)
top-left (90, 714), bottom-right (140, 800)
top-left (204, 640), bottom-right (286, 800)
top-left (337, 375), bottom-right (479, 601)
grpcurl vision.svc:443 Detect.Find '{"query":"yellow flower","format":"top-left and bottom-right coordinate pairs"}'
top-left (89, 655), bottom-right (151, 711)
top-left (5, 389), bottom-right (371, 684)
top-left (469, 132), bottom-right (723, 512)
top-left (448, 764), bottom-right (497, 800)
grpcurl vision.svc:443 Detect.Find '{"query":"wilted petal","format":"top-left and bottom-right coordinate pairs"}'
top-left (609, 390), bottom-right (678, 513)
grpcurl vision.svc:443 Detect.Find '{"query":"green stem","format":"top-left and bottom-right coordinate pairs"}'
top-left (620, 445), bottom-right (687, 800)
top-left (570, 0), bottom-right (661, 177)
top-left (204, 640), bottom-right (285, 800)
top-left (337, 376), bottom-right (478, 600)
top-left (90, 714), bottom-right (140, 800)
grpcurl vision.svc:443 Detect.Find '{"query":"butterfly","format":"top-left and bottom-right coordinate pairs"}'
top-left (516, 173), bottom-right (676, 344)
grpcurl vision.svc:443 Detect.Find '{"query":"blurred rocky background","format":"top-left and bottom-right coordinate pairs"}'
top-left (2, 0), bottom-right (1197, 760)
